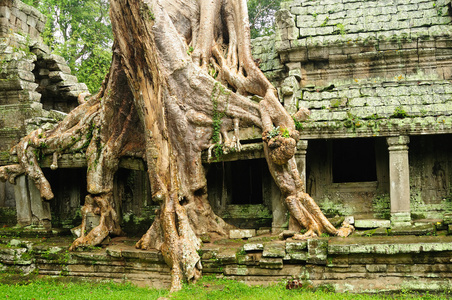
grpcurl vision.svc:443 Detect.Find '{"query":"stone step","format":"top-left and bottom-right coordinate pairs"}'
top-left (229, 229), bottom-right (256, 239)
top-left (354, 219), bottom-right (391, 229)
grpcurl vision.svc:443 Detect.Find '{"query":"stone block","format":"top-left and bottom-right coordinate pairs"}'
top-left (27, 177), bottom-right (51, 228)
top-left (35, 20), bottom-right (45, 32)
top-left (307, 238), bottom-right (327, 265)
top-left (106, 246), bottom-right (163, 262)
top-left (256, 228), bottom-right (271, 235)
top-left (236, 253), bottom-right (260, 265)
top-left (389, 223), bottom-right (435, 236)
top-left (366, 264), bottom-right (387, 273)
top-left (278, 230), bottom-right (296, 239)
top-left (0, 6), bottom-right (10, 19)
top-left (262, 242), bottom-right (286, 258)
top-left (26, 15), bottom-right (36, 27)
top-left (217, 248), bottom-right (237, 264)
top-left (355, 219), bottom-right (391, 229)
top-left (28, 26), bottom-right (39, 39)
top-left (286, 252), bottom-right (308, 261)
top-left (243, 242), bottom-right (263, 252)
top-left (259, 257), bottom-right (283, 269)
top-left (390, 212), bottom-right (411, 227)
top-left (14, 9), bottom-right (27, 23)
top-left (224, 265), bottom-right (248, 275)
top-left (48, 71), bottom-right (78, 83)
top-left (286, 240), bottom-right (308, 252)
top-left (444, 213), bottom-right (452, 224)
top-left (229, 229), bottom-right (255, 239)
top-left (47, 62), bottom-right (72, 73)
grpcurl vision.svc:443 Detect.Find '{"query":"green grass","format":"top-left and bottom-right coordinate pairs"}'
top-left (0, 275), bottom-right (449, 300)
top-left (0, 279), bottom-right (167, 299)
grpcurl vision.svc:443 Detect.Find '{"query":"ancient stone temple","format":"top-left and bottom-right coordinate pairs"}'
top-left (251, 0), bottom-right (452, 228)
top-left (0, 0), bottom-right (89, 227)
top-left (2, 0), bottom-right (452, 233)
top-left (3, 0), bottom-right (452, 294)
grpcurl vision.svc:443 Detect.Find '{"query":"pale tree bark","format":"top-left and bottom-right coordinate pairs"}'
top-left (0, 0), bottom-right (353, 292)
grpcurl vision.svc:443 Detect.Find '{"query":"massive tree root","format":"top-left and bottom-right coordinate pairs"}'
top-left (0, 0), bottom-right (353, 292)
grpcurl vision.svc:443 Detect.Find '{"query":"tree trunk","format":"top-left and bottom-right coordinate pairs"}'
top-left (0, 0), bottom-right (353, 292)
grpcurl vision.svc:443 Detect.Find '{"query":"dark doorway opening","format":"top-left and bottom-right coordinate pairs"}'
top-left (230, 159), bottom-right (264, 204)
top-left (332, 138), bottom-right (377, 183)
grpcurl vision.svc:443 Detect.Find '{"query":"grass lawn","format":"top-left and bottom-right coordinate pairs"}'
top-left (0, 275), bottom-right (449, 299)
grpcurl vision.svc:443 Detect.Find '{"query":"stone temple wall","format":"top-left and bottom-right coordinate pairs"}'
top-left (0, 0), bottom-right (88, 166)
top-left (251, 0), bottom-right (452, 137)
top-left (0, 0), bottom-right (89, 222)
top-left (251, 0), bottom-right (452, 221)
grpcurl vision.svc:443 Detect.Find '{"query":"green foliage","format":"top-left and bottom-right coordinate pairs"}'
top-left (248, 0), bottom-right (282, 39)
top-left (391, 106), bottom-right (409, 118)
top-left (267, 125), bottom-right (281, 139)
top-left (343, 112), bottom-right (363, 132)
top-left (372, 194), bottom-right (390, 219)
top-left (293, 116), bottom-right (304, 131)
top-left (320, 16), bottom-right (329, 27)
top-left (0, 279), bottom-right (168, 300)
top-left (281, 127), bottom-right (290, 138)
top-left (211, 82), bottom-right (231, 161)
top-left (0, 275), bottom-right (448, 299)
top-left (334, 23), bottom-right (346, 35)
top-left (267, 125), bottom-right (291, 140)
top-left (24, 0), bottom-right (112, 94)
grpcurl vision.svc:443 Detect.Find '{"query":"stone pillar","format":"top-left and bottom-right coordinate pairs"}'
top-left (387, 136), bottom-right (411, 226)
top-left (289, 140), bottom-right (308, 232)
top-left (0, 181), bottom-right (5, 207)
top-left (27, 177), bottom-right (52, 230)
top-left (271, 179), bottom-right (287, 234)
top-left (295, 140), bottom-right (308, 189)
top-left (14, 175), bottom-right (32, 226)
top-left (13, 175), bottom-right (52, 229)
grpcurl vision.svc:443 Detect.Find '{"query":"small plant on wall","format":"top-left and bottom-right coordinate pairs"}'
top-left (263, 125), bottom-right (296, 165)
top-left (372, 194), bottom-right (390, 219)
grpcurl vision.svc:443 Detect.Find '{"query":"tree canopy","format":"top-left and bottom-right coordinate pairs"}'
top-left (23, 0), bottom-right (113, 93)
top-left (248, 0), bottom-right (282, 39)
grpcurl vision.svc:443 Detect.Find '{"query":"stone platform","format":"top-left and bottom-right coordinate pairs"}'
top-left (1, 231), bottom-right (452, 293)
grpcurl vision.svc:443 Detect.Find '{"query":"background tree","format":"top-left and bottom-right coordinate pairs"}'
top-left (248, 0), bottom-right (282, 38)
top-left (22, 0), bottom-right (113, 93)
top-left (22, 0), bottom-right (277, 93)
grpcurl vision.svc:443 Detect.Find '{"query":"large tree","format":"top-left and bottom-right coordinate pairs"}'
top-left (0, 0), bottom-right (353, 291)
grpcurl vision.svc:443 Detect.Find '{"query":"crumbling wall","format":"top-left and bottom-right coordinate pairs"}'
top-left (0, 0), bottom-right (89, 166)
top-left (0, 0), bottom-right (89, 227)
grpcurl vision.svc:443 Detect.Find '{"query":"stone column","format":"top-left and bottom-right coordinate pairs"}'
top-left (27, 177), bottom-right (52, 230)
top-left (14, 175), bottom-right (32, 226)
top-left (13, 175), bottom-right (52, 229)
top-left (0, 181), bottom-right (5, 207)
top-left (271, 180), bottom-right (286, 234)
top-left (387, 136), bottom-right (411, 226)
top-left (295, 140), bottom-right (308, 189)
top-left (289, 140), bottom-right (308, 232)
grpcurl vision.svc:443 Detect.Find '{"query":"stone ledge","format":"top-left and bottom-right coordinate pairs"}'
top-left (328, 236), bottom-right (452, 255)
